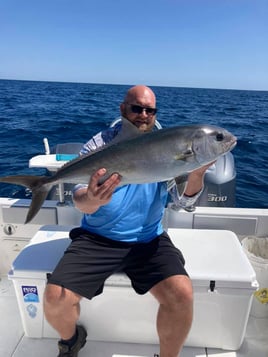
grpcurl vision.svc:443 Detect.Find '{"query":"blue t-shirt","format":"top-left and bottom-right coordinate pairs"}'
top-left (81, 182), bottom-right (168, 243)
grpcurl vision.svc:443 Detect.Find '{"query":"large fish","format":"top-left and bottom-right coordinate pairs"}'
top-left (0, 119), bottom-right (236, 223)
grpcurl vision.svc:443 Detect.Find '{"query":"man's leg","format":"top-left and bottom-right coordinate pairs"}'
top-left (150, 275), bottom-right (193, 357)
top-left (44, 283), bottom-right (82, 340)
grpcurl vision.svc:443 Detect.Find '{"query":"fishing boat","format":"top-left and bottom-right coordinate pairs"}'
top-left (0, 131), bottom-right (267, 357)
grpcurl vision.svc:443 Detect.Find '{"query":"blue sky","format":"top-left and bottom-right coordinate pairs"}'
top-left (1, 0), bottom-right (267, 90)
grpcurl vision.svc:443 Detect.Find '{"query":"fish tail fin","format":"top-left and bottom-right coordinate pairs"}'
top-left (25, 186), bottom-right (51, 224)
top-left (0, 175), bottom-right (52, 223)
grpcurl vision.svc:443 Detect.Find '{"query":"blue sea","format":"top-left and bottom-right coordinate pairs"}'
top-left (0, 79), bottom-right (267, 208)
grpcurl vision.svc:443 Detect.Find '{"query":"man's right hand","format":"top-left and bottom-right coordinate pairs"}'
top-left (73, 168), bottom-right (121, 214)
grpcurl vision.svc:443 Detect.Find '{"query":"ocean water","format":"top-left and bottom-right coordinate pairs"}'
top-left (0, 79), bottom-right (267, 208)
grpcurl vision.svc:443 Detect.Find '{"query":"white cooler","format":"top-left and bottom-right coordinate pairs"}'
top-left (8, 226), bottom-right (258, 350)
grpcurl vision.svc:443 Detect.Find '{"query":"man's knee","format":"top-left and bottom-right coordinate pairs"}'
top-left (150, 275), bottom-right (193, 306)
top-left (44, 283), bottom-right (82, 308)
top-left (172, 275), bottom-right (193, 305)
top-left (44, 283), bottom-right (64, 306)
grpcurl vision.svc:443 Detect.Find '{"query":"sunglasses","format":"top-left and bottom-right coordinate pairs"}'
top-left (128, 104), bottom-right (157, 116)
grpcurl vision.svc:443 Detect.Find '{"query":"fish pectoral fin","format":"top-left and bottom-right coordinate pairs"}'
top-left (174, 149), bottom-right (193, 161)
top-left (174, 174), bottom-right (189, 197)
top-left (174, 154), bottom-right (186, 160)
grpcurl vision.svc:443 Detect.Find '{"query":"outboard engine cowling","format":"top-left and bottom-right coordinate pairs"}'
top-left (196, 152), bottom-right (236, 207)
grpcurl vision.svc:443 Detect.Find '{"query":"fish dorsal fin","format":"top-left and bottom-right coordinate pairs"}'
top-left (59, 118), bottom-right (144, 168)
top-left (108, 117), bottom-right (143, 146)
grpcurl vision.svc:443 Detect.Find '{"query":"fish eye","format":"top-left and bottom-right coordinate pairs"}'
top-left (216, 132), bottom-right (224, 141)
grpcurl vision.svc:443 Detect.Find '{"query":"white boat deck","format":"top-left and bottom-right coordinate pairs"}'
top-left (1, 277), bottom-right (268, 357)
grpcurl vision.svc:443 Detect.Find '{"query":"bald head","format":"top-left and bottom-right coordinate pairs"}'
top-left (123, 85), bottom-right (156, 106)
top-left (120, 85), bottom-right (157, 132)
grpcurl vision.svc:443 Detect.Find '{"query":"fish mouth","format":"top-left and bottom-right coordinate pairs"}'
top-left (230, 136), bottom-right (237, 150)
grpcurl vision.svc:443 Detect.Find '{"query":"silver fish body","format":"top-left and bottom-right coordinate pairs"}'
top-left (0, 120), bottom-right (236, 223)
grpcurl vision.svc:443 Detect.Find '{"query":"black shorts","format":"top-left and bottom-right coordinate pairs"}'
top-left (48, 228), bottom-right (188, 300)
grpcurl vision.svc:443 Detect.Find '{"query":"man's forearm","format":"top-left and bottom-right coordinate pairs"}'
top-left (183, 171), bottom-right (204, 197)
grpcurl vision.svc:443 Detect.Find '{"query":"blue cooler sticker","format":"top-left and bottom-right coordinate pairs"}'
top-left (22, 286), bottom-right (39, 303)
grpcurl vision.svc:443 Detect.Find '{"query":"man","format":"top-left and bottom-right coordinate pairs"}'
top-left (44, 85), bottom-right (210, 357)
